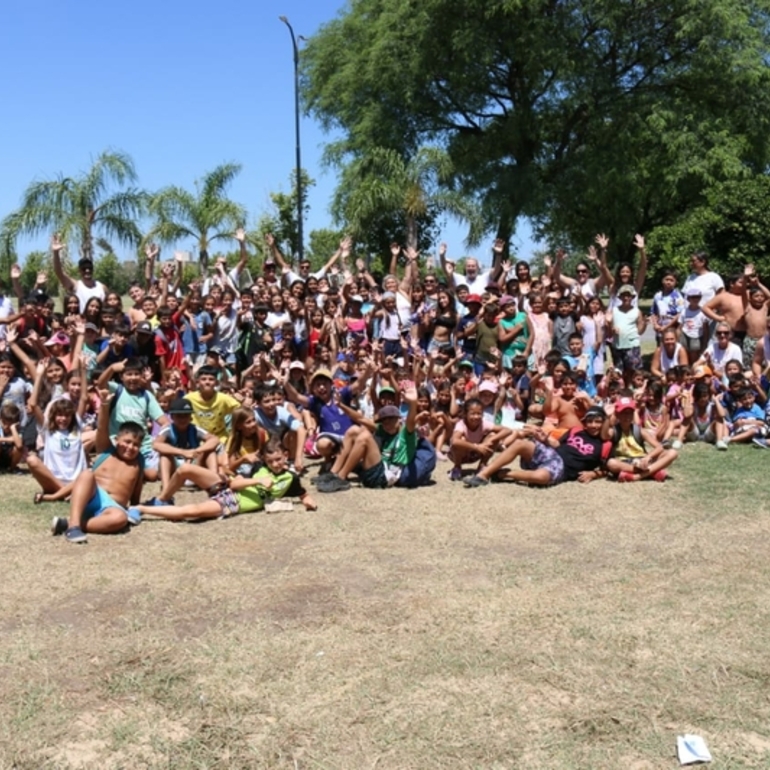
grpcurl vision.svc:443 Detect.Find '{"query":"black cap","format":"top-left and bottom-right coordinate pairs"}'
top-left (135, 321), bottom-right (152, 333)
top-left (168, 398), bottom-right (193, 415)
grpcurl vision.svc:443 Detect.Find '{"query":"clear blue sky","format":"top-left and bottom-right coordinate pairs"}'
top-left (0, 0), bottom-right (535, 269)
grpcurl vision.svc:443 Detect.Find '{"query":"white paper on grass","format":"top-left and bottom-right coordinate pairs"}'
top-left (677, 734), bottom-right (712, 764)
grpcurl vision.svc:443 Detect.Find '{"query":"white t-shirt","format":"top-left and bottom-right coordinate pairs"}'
top-left (0, 295), bottom-right (13, 342)
top-left (682, 271), bottom-right (724, 307)
top-left (284, 268), bottom-right (326, 284)
top-left (40, 414), bottom-right (87, 483)
top-left (75, 280), bottom-right (106, 313)
top-left (681, 307), bottom-right (707, 339)
top-left (452, 270), bottom-right (492, 295)
top-left (703, 341), bottom-right (742, 376)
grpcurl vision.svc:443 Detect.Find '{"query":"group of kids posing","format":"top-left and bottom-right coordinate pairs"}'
top-left (2, 232), bottom-right (769, 543)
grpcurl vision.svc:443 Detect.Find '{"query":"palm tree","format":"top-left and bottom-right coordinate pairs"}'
top-left (0, 150), bottom-right (147, 261)
top-left (333, 146), bottom-right (483, 251)
top-left (148, 163), bottom-right (247, 271)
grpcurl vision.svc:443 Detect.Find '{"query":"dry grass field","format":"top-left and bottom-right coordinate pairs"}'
top-left (2, 445), bottom-right (770, 769)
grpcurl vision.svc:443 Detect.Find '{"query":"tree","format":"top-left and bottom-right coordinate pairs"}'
top-left (331, 146), bottom-right (482, 253)
top-left (0, 150), bottom-right (147, 261)
top-left (647, 174), bottom-right (770, 289)
top-left (255, 169), bottom-right (314, 264)
top-left (303, 0), bottom-right (770, 248)
top-left (148, 163), bottom-right (246, 272)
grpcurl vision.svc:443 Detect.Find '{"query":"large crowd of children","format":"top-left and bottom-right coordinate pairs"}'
top-left (2, 232), bottom-right (768, 543)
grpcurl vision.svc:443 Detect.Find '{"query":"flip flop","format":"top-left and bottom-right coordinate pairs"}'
top-left (33, 492), bottom-right (45, 505)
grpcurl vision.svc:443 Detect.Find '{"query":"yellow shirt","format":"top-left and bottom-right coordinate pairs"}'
top-left (184, 391), bottom-right (240, 442)
top-left (617, 430), bottom-right (645, 459)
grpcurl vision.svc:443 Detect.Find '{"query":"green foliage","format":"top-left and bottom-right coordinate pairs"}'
top-left (0, 150), bottom-right (147, 261)
top-left (93, 252), bottom-right (131, 296)
top-left (303, 0), bottom-right (770, 251)
top-left (148, 163), bottom-right (246, 272)
top-left (307, 228), bottom-right (344, 269)
top-left (647, 174), bottom-right (770, 288)
top-left (20, 251), bottom-right (55, 297)
top-left (255, 169), bottom-right (314, 264)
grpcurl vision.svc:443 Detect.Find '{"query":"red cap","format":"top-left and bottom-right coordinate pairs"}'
top-left (465, 294), bottom-right (483, 305)
top-left (615, 396), bottom-right (636, 412)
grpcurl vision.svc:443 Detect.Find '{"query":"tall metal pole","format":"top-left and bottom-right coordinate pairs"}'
top-left (279, 16), bottom-right (304, 265)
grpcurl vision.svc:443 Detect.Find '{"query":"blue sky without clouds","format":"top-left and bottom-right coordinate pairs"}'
top-left (0, 0), bottom-right (535, 269)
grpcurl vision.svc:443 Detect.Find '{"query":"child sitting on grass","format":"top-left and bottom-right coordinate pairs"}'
top-left (51, 391), bottom-right (145, 544)
top-left (605, 395), bottom-right (678, 482)
top-left (127, 438), bottom-right (317, 522)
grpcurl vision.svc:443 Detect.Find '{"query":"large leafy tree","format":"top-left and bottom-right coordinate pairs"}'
top-left (148, 163), bottom-right (246, 272)
top-left (0, 150), bottom-right (147, 262)
top-left (302, 0), bottom-right (770, 248)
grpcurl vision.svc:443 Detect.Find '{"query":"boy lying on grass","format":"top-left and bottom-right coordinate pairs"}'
top-left (127, 437), bottom-right (317, 522)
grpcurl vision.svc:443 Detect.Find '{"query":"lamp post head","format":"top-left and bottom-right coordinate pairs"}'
top-left (279, 15), bottom-right (288, 23)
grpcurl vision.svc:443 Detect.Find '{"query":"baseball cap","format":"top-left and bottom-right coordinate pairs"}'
top-left (168, 398), bottom-right (193, 415)
top-left (478, 380), bottom-right (499, 394)
top-left (84, 322), bottom-right (100, 333)
top-left (381, 291), bottom-right (396, 300)
top-left (310, 368), bottom-right (333, 383)
top-left (378, 386), bottom-right (396, 396)
top-left (686, 287), bottom-right (703, 298)
top-left (458, 359), bottom-right (474, 369)
top-left (135, 321), bottom-right (152, 333)
top-left (617, 285), bottom-right (636, 297)
top-left (465, 294), bottom-right (482, 305)
top-left (376, 405), bottom-right (401, 421)
top-left (693, 364), bottom-right (713, 378)
top-left (615, 396), bottom-right (636, 412)
top-left (349, 294), bottom-right (363, 303)
top-left (289, 360), bottom-right (305, 370)
top-left (499, 295), bottom-right (516, 307)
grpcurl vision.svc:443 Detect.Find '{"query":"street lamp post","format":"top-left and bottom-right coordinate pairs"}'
top-left (279, 15), bottom-right (304, 265)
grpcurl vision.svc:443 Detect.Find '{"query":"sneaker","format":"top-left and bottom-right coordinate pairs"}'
top-left (652, 469), bottom-right (668, 482)
top-left (671, 440), bottom-right (683, 450)
top-left (311, 471), bottom-right (336, 486)
top-left (463, 475), bottom-right (489, 488)
top-left (617, 471), bottom-right (636, 483)
top-left (715, 440), bottom-right (729, 451)
top-left (316, 475), bottom-right (351, 493)
top-left (449, 467), bottom-right (462, 481)
top-left (127, 506), bottom-right (142, 526)
top-left (436, 451), bottom-right (447, 462)
top-left (141, 496), bottom-right (174, 507)
top-left (65, 526), bottom-right (87, 544)
top-left (51, 516), bottom-right (68, 536)
top-left (752, 437), bottom-right (769, 449)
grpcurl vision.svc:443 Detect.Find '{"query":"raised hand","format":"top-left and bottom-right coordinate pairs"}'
top-left (543, 254), bottom-right (552, 268)
top-left (633, 234), bottom-right (645, 251)
top-left (390, 243), bottom-right (402, 259)
top-left (173, 250), bottom-right (186, 264)
top-left (5, 325), bottom-right (18, 345)
top-left (51, 233), bottom-right (65, 252)
top-left (501, 259), bottom-right (512, 274)
top-left (10, 264), bottom-right (21, 280)
top-left (586, 245), bottom-right (598, 263)
top-left (340, 235), bottom-right (352, 252)
top-left (595, 233), bottom-right (609, 250)
top-left (493, 238), bottom-right (505, 254)
top-left (555, 248), bottom-right (567, 263)
top-left (264, 232), bottom-right (275, 248)
top-left (405, 246), bottom-right (419, 262)
top-left (36, 271), bottom-right (48, 285)
top-left (234, 228), bottom-right (246, 243)
top-left (145, 242), bottom-right (159, 260)
top-left (355, 257), bottom-right (365, 272)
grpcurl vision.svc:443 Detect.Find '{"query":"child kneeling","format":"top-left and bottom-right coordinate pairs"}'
top-left (128, 438), bottom-right (317, 522)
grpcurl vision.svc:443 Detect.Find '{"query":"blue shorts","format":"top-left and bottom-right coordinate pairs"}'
top-left (84, 486), bottom-right (127, 520)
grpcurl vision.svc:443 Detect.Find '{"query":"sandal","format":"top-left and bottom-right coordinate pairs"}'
top-left (33, 492), bottom-right (45, 505)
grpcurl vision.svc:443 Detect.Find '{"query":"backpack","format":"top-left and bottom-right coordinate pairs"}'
top-left (108, 385), bottom-right (151, 415)
top-left (166, 422), bottom-right (201, 450)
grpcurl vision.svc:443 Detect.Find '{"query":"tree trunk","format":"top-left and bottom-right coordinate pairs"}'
top-left (406, 215), bottom-right (418, 252)
top-left (199, 248), bottom-right (209, 274)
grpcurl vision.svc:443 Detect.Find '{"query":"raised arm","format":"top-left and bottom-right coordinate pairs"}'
top-left (593, 236), bottom-right (614, 292)
top-left (144, 243), bottom-right (159, 290)
top-left (633, 234), bottom-right (648, 295)
top-left (265, 233), bottom-right (289, 271)
top-left (551, 250), bottom-right (576, 290)
top-left (490, 239), bottom-right (505, 281)
top-left (10, 264), bottom-right (23, 303)
top-left (51, 233), bottom-right (76, 292)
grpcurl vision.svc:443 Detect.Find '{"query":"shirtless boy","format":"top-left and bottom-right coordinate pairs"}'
top-left (51, 393), bottom-right (145, 544)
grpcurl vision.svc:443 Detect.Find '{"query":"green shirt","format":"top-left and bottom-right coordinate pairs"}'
top-left (108, 383), bottom-right (164, 452)
top-left (500, 311), bottom-right (529, 356)
top-left (236, 465), bottom-right (305, 513)
top-left (376, 425), bottom-right (417, 467)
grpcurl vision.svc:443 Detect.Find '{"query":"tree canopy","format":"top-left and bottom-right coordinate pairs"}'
top-left (302, 0), bottom-right (770, 250)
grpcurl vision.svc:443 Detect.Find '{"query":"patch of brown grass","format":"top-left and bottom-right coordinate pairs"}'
top-left (2, 452), bottom-right (770, 768)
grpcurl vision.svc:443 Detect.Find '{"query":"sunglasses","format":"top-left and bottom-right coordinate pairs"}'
top-left (576, 269), bottom-right (589, 274)
top-left (716, 332), bottom-right (730, 337)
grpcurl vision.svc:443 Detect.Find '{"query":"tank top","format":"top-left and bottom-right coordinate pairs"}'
top-left (660, 343), bottom-right (683, 373)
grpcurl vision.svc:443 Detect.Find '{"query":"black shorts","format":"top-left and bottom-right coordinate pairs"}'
top-left (358, 461), bottom-right (388, 489)
top-left (0, 443), bottom-right (15, 470)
